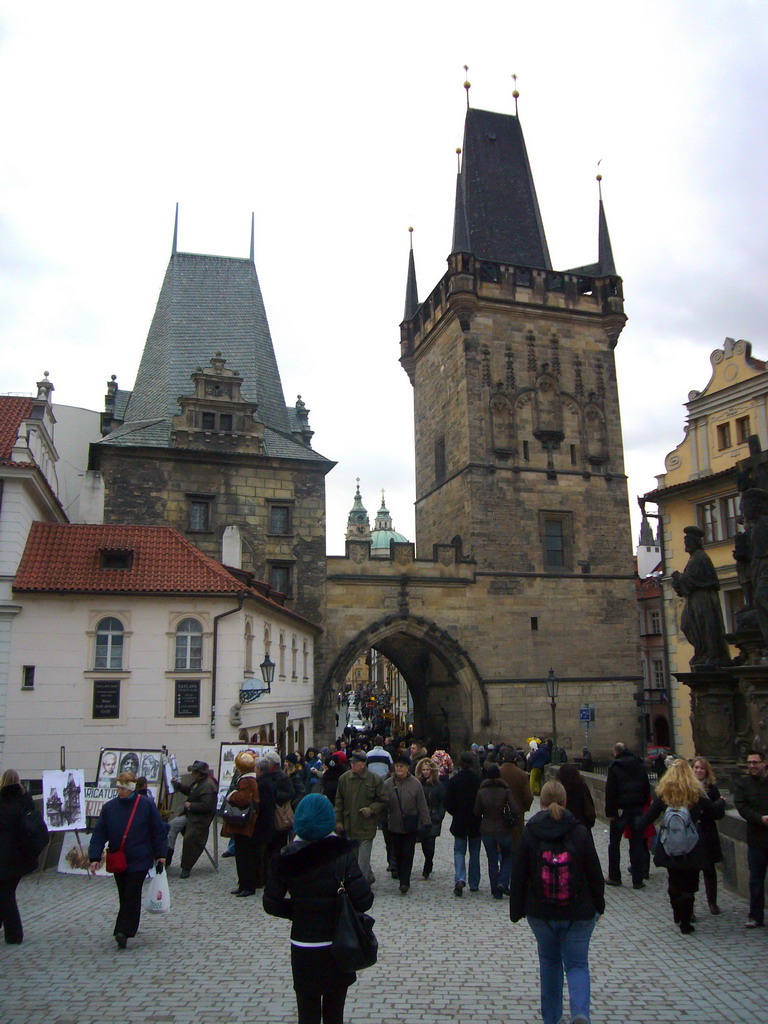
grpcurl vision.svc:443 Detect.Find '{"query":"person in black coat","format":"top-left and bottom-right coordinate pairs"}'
top-left (264, 793), bottom-right (373, 1024)
top-left (556, 764), bottom-right (596, 831)
top-left (88, 772), bottom-right (167, 949)
top-left (0, 770), bottom-right (41, 944)
top-left (637, 759), bottom-right (714, 934)
top-left (510, 780), bottom-right (604, 1024)
top-left (444, 752), bottom-right (482, 896)
top-left (692, 756), bottom-right (726, 914)
top-left (604, 742), bottom-right (650, 888)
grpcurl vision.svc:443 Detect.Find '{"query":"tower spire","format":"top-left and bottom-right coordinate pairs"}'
top-left (403, 227), bottom-right (419, 321)
top-left (172, 202), bottom-right (179, 256)
top-left (451, 149), bottom-right (471, 255)
top-left (596, 169), bottom-right (616, 276)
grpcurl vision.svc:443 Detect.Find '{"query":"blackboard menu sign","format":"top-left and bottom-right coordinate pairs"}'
top-left (175, 679), bottom-right (201, 718)
top-left (93, 680), bottom-right (120, 719)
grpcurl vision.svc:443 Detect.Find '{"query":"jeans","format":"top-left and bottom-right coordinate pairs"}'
top-left (527, 915), bottom-right (597, 1024)
top-left (747, 845), bottom-right (768, 925)
top-left (453, 835), bottom-right (481, 889)
top-left (608, 809), bottom-right (646, 886)
top-left (482, 833), bottom-right (515, 894)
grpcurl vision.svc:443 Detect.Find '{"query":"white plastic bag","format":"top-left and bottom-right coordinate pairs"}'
top-left (144, 867), bottom-right (171, 914)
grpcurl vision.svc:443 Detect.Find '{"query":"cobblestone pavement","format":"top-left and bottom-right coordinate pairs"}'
top-left (2, 809), bottom-right (765, 1024)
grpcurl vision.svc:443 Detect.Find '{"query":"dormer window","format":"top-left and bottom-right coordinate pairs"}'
top-left (99, 549), bottom-right (133, 570)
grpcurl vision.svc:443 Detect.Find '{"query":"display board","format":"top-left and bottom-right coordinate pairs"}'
top-left (217, 742), bottom-right (274, 803)
top-left (42, 769), bottom-right (86, 831)
top-left (85, 747), bottom-right (164, 816)
top-left (57, 829), bottom-right (108, 876)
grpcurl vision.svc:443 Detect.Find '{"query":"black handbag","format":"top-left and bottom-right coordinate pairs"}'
top-left (331, 858), bottom-right (378, 972)
top-left (218, 794), bottom-right (255, 825)
top-left (502, 796), bottom-right (520, 828)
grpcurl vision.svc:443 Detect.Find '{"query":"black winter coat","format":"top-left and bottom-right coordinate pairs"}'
top-left (88, 792), bottom-right (167, 872)
top-left (509, 809), bottom-right (605, 922)
top-left (263, 835), bottom-right (373, 943)
top-left (444, 769), bottom-right (482, 838)
top-left (0, 784), bottom-right (38, 881)
top-left (698, 783), bottom-right (725, 866)
top-left (605, 751), bottom-right (650, 817)
top-left (636, 795), bottom-right (713, 870)
top-left (251, 774), bottom-right (276, 843)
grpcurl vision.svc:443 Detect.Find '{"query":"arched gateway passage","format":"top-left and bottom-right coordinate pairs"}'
top-left (321, 614), bottom-right (488, 750)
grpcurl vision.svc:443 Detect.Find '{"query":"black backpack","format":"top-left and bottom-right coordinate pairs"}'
top-left (19, 807), bottom-right (49, 860)
top-left (531, 833), bottom-right (580, 906)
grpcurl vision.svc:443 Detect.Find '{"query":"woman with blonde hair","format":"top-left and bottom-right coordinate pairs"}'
top-left (510, 781), bottom-right (604, 1024)
top-left (691, 755), bottom-right (726, 914)
top-left (637, 758), bottom-right (714, 934)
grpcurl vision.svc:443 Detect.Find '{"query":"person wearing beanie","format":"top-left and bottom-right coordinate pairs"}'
top-left (264, 793), bottom-right (373, 1024)
top-left (334, 750), bottom-right (384, 885)
top-left (221, 751), bottom-right (261, 897)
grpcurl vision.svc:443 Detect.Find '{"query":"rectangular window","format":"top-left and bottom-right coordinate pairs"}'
top-left (269, 505), bottom-right (292, 535)
top-left (188, 499), bottom-right (211, 532)
top-left (174, 680), bottom-right (201, 718)
top-left (721, 494), bottom-right (740, 539)
top-left (523, 440), bottom-right (530, 462)
top-left (698, 500), bottom-right (720, 544)
top-left (21, 665), bottom-right (35, 690)
top-left (544, 520), bottom-right (564, 567)
top-left (219, 413), bottom-right (233, 432)
top-left (93, 680), bottom-right (120, 719)
top-left (716, 422), bottom-right (732, 450)
top-left (539, 511), bottom-right (573, 571)
top-left (270, 563), bottom-right (292, 596)
top-left (201, 412), bottom-right (216, 430)
top-left (651, 659), bottom-right (665, 687)
top-left (724, 587), bottom-right (745, 632)
top-left (569, 444), bottom-right (577, 466)
top-left (530, 617), bottom-right (539, 631)
top-left (648, 610), bottom-right (661, 635)
top-left (435, 436), bottom-right (446, 484)
top-left (736, 416), bottom-right (751, 443)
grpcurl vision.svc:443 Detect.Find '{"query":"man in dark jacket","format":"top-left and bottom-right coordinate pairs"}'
top-left (734, 749), bottom-right (768, 927)
top-left (604, 742), bottom-right (650, 888)
top-left (167, 760), bottom-right (217, 877)
top-left (444, 752), bottom-right (482, 896)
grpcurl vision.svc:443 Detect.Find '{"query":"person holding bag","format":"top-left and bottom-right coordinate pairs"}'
top-left (264, 793), bottom-right (373, 1024)
top-left (220, 750), bottom-right (260, 897)
top-left (88, 772), bottom-right (167, 949)
top-left (382, 755), bottom-right (430, 894)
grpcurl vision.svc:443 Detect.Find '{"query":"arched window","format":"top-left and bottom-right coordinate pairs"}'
top-left (95, 617), bottom-right (124, 670)
top-left (175, 618), bottom-right (203, 670)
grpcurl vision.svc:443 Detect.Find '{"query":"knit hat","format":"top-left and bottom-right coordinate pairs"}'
top-left (285, 753), bottom-right (300, 765)
top-left (335, 750), bottom-right (348, 763)
top-left (293, 793), bottom-right (336, 841)
top-left (264, 750), bottom-right (282, 766)
top-left (348, 750), bottom-right (367, 764)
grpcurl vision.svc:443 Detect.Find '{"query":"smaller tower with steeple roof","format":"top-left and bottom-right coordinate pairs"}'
top-left (346, 479), bottom-right (372, 542)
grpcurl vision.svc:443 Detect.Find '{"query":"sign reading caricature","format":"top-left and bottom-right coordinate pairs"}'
top-left (86, 747), bottom-right (163, 816)
top-left (42, 769), bottom-right (86, 831)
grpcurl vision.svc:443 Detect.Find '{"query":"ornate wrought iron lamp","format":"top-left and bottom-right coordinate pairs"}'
top-left (239, 654), bottom-right (276, 704)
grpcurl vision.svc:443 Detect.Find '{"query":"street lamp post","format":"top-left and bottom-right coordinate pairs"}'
top-left (545, 668), bottom-right (559, 760)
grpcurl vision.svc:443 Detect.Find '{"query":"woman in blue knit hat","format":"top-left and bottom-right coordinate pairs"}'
top-left (264, 792), bottom-right (373, 1024)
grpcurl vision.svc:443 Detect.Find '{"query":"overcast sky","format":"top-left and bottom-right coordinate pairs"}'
top-left (2, 2), bottom-right (767, 556)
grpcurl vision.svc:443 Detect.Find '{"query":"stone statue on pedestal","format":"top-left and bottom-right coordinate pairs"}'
top-left (671, 525), bottom-right (731, 668)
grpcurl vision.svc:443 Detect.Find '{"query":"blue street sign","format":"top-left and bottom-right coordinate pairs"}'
top-left (579, 705), bottom-right (595, 722)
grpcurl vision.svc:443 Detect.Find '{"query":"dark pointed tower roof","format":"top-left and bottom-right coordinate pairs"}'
top-left (454, 108), bottom-right (551, 269)
top-left (120, 249), bottom-right (292, 436)
top-left (403, 230), bottom-right (419, 321)
top-left (566, 179), bottom-right (618, 277)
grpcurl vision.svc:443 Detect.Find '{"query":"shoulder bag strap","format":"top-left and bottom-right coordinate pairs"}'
top-left (119, 794), bottom-right (142, 852)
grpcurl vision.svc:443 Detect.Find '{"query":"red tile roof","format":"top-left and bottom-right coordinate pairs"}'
top-left (0, 396), bottom-right (34, 462)
top-left (15, 522), bottom-right (251, 595)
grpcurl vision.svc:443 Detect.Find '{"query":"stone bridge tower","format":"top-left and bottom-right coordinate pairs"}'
top-left (320, 102), bottom-right (643, 753)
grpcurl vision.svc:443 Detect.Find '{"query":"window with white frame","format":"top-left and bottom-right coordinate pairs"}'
top-left (651, 659), bottom-right (665, 687)
top-left (95, 617), bottom-right (125, 670)
top-left (303, 639), bottom-right (309, 681)
top-left (697, 493), bottom-right (741, 544)
top-left (291, 635), bottom-right (297, 679)
top-left (647, 609), bottom-right (661, 635)
top-left (175, 618), bottom-right (203, 670)
top-left (279, 631), bottom-right (286, 677)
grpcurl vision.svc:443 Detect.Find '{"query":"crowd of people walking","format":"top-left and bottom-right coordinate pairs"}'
top-left (3, 707), bottom-right (768, 1024)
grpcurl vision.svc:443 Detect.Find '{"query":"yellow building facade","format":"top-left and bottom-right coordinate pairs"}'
top-left (643, 338), bottom-right (768, 756)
